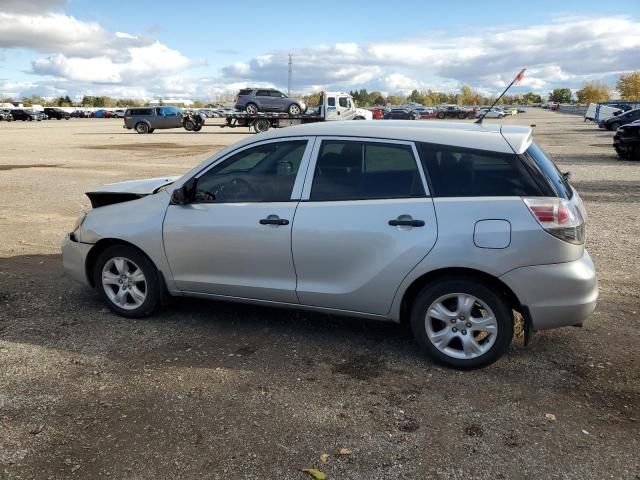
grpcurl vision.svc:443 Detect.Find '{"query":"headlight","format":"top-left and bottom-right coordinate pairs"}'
top-left (71, 212), bottom-right (87, 232)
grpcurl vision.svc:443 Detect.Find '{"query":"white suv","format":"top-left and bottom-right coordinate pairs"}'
top-left (62, 121), bottom-right (597, 368)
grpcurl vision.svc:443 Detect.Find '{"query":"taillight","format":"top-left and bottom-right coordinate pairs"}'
top-left (523, 197), bottom-right (585, 244)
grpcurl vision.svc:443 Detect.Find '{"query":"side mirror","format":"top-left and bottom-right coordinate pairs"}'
top-left (170, 178), bottom-right (197, 205)
top-left (562, 171), bottom-right (572, 182)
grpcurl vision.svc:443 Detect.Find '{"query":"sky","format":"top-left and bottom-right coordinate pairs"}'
top-left (0, 0), bottom-right (639, 101)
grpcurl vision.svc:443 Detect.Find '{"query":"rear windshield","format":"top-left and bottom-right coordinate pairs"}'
top-left (418, 142), bottom-right (543, 197)
top-left (524, 142), bottom-right (573, 199)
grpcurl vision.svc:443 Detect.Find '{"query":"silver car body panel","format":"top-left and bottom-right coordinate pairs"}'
top-left (63, 121), bottom-right (597, 332)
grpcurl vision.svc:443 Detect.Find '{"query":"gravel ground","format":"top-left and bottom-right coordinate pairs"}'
top-left (0, 112), bottom-right (638, 480)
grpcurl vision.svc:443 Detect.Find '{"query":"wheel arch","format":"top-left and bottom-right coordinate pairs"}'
top-left (398, 267), bottom-right (523, 326)
top-left (85, 238), bottom-right (160, 288)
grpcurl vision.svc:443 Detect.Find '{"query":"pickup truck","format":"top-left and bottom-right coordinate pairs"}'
top-left (222, 92), bottom-right (372, 133)
top-left (436, 105), bottom-right (476, 119)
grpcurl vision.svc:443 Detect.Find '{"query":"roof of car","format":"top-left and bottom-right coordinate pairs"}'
top-left (253, 120), bottom-right (533, 154)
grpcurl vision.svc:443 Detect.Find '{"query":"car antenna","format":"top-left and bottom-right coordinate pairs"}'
top-left (475, 68), bottom-right (526, 124)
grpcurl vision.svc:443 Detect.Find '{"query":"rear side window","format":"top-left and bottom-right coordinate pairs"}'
top-left (129, 108), bottom-right (153, 115)
top-left (310, 140), bottom-right (425, 201)
top-left (327, 97), bottom-right (336, 107)
top-left (418, 142), bottom-right (543, 197)
top-left (524, 142), bottom-right (572, 199)
top-left (256, 90), bottom-right (271, 97)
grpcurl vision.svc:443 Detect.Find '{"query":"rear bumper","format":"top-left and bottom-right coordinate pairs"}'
top-left (500, 252), bottom-right (598, 331)
top-left (61, 234), bottom-right (93, 286)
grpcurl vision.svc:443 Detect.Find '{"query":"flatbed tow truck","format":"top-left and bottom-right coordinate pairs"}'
top-left (220, 92), bottom-right (372, 133)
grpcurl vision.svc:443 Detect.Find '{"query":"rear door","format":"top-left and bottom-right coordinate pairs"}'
top-left (255, 89), bottom-right (273, 111)
top-left (292, 138), bottom-right (438, 315)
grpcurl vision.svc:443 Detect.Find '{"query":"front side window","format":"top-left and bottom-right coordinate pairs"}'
top-left (418, 142), bottom-right (543, 197)
top-left (310, 140), bottom-right (425, 201)
top-left (339, 97), bottom-right (349, 108)
top-left (194, 140), bottom-right (307, 203)
top-left (271, 90), bottom-right (286, 98)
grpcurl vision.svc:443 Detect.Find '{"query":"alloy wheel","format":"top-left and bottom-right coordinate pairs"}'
top-left (425, 293), bottom-right (498, 360)
top-left (101, 257), bottom-right (147, 310)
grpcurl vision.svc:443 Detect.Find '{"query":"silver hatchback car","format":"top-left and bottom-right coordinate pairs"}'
top-left (62, 121), bottom-right (597, 368)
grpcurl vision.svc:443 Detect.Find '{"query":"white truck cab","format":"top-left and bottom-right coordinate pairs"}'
top-left (320, 92), bottom-right (373, 121)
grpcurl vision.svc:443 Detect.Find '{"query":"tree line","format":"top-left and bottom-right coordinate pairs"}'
top-left (3, 72), bottom-right (639, 108)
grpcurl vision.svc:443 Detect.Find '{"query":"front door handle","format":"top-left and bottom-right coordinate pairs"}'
top-left (260, 215), bottom-right (289, 226)
top-left (388, 218), bottom-right (425, 227)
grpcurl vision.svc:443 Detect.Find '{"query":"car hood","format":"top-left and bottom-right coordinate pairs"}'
top-left (355, 108), bottom-right (373, 120)
top-left (86, 175), bottom-right (180, 208)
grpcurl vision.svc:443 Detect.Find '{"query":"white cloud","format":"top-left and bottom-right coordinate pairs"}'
top-left (220, 16), bottom-right (640, 96)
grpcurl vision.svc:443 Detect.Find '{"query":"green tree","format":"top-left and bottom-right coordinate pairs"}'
top-left (408, 89), bottom-right (425, 105)
top-left (575, 81), bottom-right (610, 104)
top-left (459, 85), bottom-right (478, 105)
top-left (522, 92), bottom-right (542, 104)
top-left (548, 88), bottom-right (572, 103)
top-left (616, 72), bottom-right (640, 101)
top-left (386, 95), bottom-right (406, 105)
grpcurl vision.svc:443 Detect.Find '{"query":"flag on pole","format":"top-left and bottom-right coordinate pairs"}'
top-left (515, 68), bottom-right (526, 84)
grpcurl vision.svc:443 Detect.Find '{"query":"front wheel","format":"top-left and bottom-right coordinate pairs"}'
top-left (411, 279), bottom-right (513, 369)
top-left (288, 104), bottom-right (301, 115)
top-left (94, 245), bottom-right (160, 318)
top-left (437, 112), bottom-right (445, 119)
top-left (184, 119), bottom-right (195, 131)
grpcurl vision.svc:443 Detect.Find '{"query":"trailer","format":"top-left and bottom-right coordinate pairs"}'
top-left (220, 92), bottom-right (372, 133)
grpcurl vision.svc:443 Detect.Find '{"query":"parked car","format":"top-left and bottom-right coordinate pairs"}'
top-left (62, 120), bottom-right (597, 369)
top-left (10, 109), bottom-right (44, 121)
top-left (600, 108), bottom-right (640, 131)
top-left (0, 109), bottom-right (13, 121)
top-left (517, 106), bottom-right (527, 113)
top-left (417, 108), bottom-right (437, 119)
top-left (93, 109), bottom-right (112, 118)
top-left (369, 108), bottom-right (385, 119)
top-left (123, 106), bottom-right (184, 134)
top-left (475, 108), bottom-right (506, 119)
top-left (613, 119), bottom-right (640, 160)
top-left (235, 88), bottom-right (307, 115)
top-left (71, 110), bottom-right (90, 118)
top-left (44, 107), bottom-right (71, 120)
top-left (112, 109), bottom-right (126, 118)
top-left (384, 108), bottom-right (417, 120)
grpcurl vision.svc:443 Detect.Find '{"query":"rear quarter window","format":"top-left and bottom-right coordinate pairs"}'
top-left (418, 142), bottom-right (544, 197)
top-left (238, 89), bottom-right (253, 96)
top-left (524, 142), bottom-right (573, 199)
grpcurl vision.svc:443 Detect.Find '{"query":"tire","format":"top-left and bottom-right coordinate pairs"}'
top-left (28, 117), bottom-right (33, 122)
top-left (457, 112), bottom-right (466, 119)
top-left (245, 103), bottom-right (258, 115)
top-left (135, 122), bottom-right (149, 134)
top-left (184, 119), bottom-right (195, 131)
top-left (410, 279), bottom-right (513, 369)
top-left (353, 116), bottom-right (365, 120)
top-left (148, 128), bottom-right (155, 133)
top-left (193, 125), bottom-right (202, 132)
top-left (288, 104), bottom-right (301, 115)
top-left (437, 112), bottom-right (445, 119)
top-left (254, 119), bottom-right (270, 133)
top-left (93, 245), bottom-right (161, 318)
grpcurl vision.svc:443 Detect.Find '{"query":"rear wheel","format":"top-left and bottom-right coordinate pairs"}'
top-left (254, 119), bottom-right (270, 133)
top-left (94, 245), bottom-right (160, 318)
top-left (437, 112), bottom-right (445, 119)
top-left (135, 122), bottom-right (149, 134)
top-left (411, 279), bottom-right (513, 369)
top-left (457, 112), bottom-right (466, 119)
top-left (245, 103), bottom-right (258, 115)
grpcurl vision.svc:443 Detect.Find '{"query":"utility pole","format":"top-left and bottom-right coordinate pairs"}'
top-left (288, 53), bottom-right (292, 97)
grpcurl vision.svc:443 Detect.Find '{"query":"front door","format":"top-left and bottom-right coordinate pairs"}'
top-left (163, 138), bottom-right (314, 303)
top-left (292, 138), bottom-right (438, 315)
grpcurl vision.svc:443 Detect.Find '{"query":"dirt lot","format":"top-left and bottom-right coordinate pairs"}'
top-left (0, 112), bottom-right (638, 479)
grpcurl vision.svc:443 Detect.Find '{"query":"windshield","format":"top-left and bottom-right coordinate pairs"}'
top-left (525, 142), bottom-right (573, 199)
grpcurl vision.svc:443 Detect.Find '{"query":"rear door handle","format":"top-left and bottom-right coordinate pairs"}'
top-left (388, 218), bottom-right (425, 227)
top-left (260, 215), bottom-right (289, 226)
